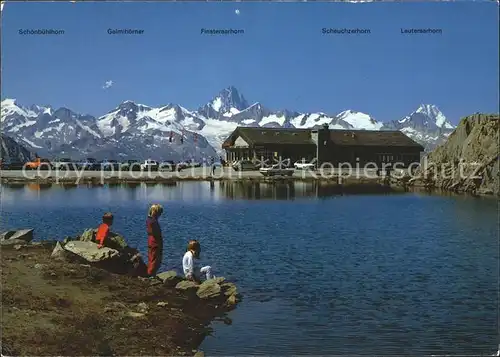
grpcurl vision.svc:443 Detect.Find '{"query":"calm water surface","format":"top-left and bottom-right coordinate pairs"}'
top-left (1, 182), bottom-right (498, 355)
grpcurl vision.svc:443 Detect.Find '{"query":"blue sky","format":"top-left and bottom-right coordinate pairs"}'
top-left (1, 1), bottom-right (498, 123)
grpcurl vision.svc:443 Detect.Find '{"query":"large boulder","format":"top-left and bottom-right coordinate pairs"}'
top-left (106, 232), bottom-right (128, 250)
top-left (50, 240), bottom-right (147, 277)
top-left (63, 241), bottom-right (120, 263)
top-left (219, 281), bottom-right (242, 306)
top-left (76, 228), bottom-right (146, 275)
top-left (50, 241), bottom-right (88, 264)
top-left (220, 282), bottom-right (238, 297)
top-left (1, 239), bottom-right (28, 246)
top-left (51, 241), bottom-right (69, 260)
top-left (175, 280), bottom-right (199, 294)
top-left (174, 277), bottom-right (242, 308)
top-left (54, 241), bottom-right (123, 273)
top-left (196, 279), bottom-right (221, 299)
top-left (212, 277), bottom-right (226, 285)
top-left (0, 229), bottom-right (34, 243)
top-left (78, 229), bottom-right (95, 242)
top-left (0, 231), bottom-right (15, 240)
top-left (78, 228), bottom-right (128, 250)
top-left (157, 270), bottom-right (183, 287)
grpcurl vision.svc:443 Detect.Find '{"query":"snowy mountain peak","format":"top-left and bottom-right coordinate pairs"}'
top-left (51, 107), bottom-right (76, 121)
top-left (1, 98), bottom-right (39, 122)
top-left (1, 98), bottom-right (18, 107)
top-left (199, 86), bottom-right (250, 119)
top-left (399, 104), bottom-right (454, 129)
top-left (30, 104), bottom-right (53, 116)
top-left (380, 104), bottom-right (457, 150)
top-left (416, 104), bottom-right (440, 115)
top-left (216, 85), bottom-right (249, 111)
top-left (336, 110), bottom-right (383, 130)
top-left (415, 104), bottom-right (452, 128)
top-left (2, 99), bottom-right (53, 116)
top-left (116, 100), bottom-right (151, 112)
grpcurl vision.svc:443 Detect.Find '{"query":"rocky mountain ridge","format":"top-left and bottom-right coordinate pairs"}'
top-left (412, 113), bottom-right (499, 196)
top-left (0, 134), bottom-right (33, 163)
top-left (1, 86), bottom-right (457, 160)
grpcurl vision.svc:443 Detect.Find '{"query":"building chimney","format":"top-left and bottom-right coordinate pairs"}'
top-left (316, 123), bottom-right (330, 164)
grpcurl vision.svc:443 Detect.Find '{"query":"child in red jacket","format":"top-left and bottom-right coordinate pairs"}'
top-left (96, 212), bottom-right (114, 249)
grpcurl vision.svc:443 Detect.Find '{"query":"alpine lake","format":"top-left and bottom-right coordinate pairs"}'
top-left (1, 180), bottom-right (498, 355)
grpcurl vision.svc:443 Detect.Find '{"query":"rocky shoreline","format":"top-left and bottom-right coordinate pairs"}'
top-left (1, 229), bottom-right (241, 356)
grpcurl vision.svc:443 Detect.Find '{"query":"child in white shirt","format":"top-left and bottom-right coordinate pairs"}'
top-left (182, 240), bottom-right (213, 283)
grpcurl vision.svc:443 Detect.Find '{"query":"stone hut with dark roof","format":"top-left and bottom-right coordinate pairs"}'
top-left (222, 124), bottom-right (424, 166)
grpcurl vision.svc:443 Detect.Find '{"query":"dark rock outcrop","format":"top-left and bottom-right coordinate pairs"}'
top-left (196, 279), bottom-right (222, 299)
top-left (157, 270), bottom-right (184, 287)
top-left (0, 134), bottom-right (33, 163)
top-left (412, 114), bottom-right (499, 195)
top-left (0, 229), bottom-right (34, 246)
top-left (175, 276), bottom-right (242, 308)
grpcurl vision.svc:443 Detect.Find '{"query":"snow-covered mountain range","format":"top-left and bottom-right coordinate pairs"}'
top-left (1, 86), bottom-right (456, 160)
top-left (0, 99), bottom-right (216, 161)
